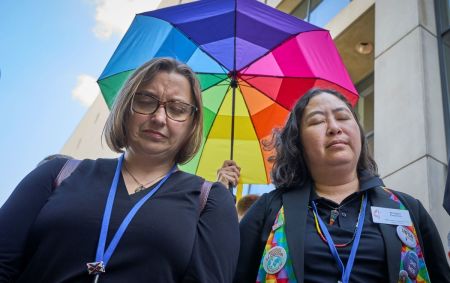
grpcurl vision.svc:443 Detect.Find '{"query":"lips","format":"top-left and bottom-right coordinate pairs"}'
top-left (142, 129), bottom-right (167, 138)
top-left (326, 139), bottom-right (348, 148)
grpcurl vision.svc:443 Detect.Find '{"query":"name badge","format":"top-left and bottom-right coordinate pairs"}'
top-left (371, 207), bottom-right (412, 226)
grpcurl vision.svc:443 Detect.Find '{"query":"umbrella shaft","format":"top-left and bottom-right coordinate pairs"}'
top-left (230, 76), bottom-right (237, 160)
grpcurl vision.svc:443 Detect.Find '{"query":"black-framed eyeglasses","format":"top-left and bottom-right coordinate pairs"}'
top-left (131, 92), bottom-right (198, 122)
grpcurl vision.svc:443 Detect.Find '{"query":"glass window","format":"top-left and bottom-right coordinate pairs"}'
top-left (262, 0), bottom-right (283, 6)
top-left (292, 0), bottom-right (309, 20)
top-left (292, 0), bottom-right (351, 27)
top-left (355, 74), bottom-right (374, 157)
top-left (436, 0), bottom-right (450, 156)
top-left (309, 0), bottom-right (351, 27)
top-left (443, 32), bottom-right (450, 152)
top-left (438, 0), bottom-right (450, 30)
top-left (444, 32), bottom-right (450, 99)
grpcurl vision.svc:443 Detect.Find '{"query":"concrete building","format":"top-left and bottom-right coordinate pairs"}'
top-left (61, 0), bottom-right (450, 255)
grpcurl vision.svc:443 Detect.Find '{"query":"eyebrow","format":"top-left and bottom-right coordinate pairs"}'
top-left (135, 91), bottom-right (155, 97)
top-left (136, 91), bottom-right (192, 104)
top-left (304, 107), bottom-right (351, 120)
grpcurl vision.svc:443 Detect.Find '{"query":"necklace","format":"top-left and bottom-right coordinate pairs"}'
top-left (311, 194), bottom-right (365, 248)
top-left (318, 194), bottom-right (360, 225)
top-left (123, 162), bottom-right (168, 193)
top-left (311, 192), bottom-right (368, 283)
top-left (86, 155), bottom-right (176, 282)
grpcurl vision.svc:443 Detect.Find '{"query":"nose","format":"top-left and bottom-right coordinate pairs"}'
top-left (150, 105), bottom-right (167, 125)
top-left (327, 119), bottom-right (342, 136)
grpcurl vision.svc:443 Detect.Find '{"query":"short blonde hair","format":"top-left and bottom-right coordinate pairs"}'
top-left (103, 57), bottom-right (203, 164)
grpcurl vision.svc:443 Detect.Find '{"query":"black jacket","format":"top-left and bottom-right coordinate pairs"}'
top-left (235, 177), bottom-right (450, 283)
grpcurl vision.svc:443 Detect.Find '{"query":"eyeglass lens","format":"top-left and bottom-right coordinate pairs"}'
top-left (132, 93), bottom-right (195, 121)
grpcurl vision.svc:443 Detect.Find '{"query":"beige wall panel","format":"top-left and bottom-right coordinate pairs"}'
top-left (60, 95), bottom-right (118, 160)
top-left (383, 157), bottom-right (450, 261)
top-left (421, 29), bottom-right (447, 162)
top-left (375, 0), bottom-right (419, 57)
top-left (375, 28), bottom-right (427, 177)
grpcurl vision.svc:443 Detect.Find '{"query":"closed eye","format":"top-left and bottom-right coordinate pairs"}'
top-left (168, 102), bottom-right (190, 114)
top-left (309, 119), bottom-right (325, 125)
top-left (134, 93), bottom-right (157, 105)
top-left (336, 114), bottom-right (351, 120)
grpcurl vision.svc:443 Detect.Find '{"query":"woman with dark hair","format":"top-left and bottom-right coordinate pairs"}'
top-left (234, 88), bottom-right (449, 283)
top-left (0, 58), bottom-right (239, 283)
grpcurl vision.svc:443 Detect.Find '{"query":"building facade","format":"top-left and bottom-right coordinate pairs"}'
top-left (61, 0), bottom-right (450, 256)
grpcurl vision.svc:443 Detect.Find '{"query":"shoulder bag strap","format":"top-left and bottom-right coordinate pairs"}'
top-left (53, 159), bottom-right (81, 189)
top-left (199, 180), bottom-right (213, 214)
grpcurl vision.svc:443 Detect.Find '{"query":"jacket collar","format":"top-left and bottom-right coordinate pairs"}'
top-left (308, 172), bottom-right (384, 201)
top-left (282, 181), bottom-right (311, 283)
top-left (369, 187), bottom-right (403, 283)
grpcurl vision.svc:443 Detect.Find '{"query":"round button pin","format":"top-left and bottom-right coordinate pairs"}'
top-left (398, 270), bottom-right (408, 282)
top-left (403, 251), bottom-right (419, 279)
top-left (396, 225), bottom-right (417, 248)
top-left (263, 246), bottom-right (287, 274)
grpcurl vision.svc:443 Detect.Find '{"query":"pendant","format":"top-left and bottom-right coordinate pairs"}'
top-left (330, 209), bottom-right (339, 225)
top-left (134, 185), bottom-right (145, 193)
top-left (87, 261), bottom-right (105, 275)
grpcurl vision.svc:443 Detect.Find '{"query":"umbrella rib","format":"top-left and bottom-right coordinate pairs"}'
top-left (195, 84), bottom-right (233, 174)
top-left (237, 29), bottom-right (324, 72)
top-left (143, 15), bottom-right (230, 73)
top-left (236, 83), bottom-right (271, 184)
top-left (201, 78), bottom-right (231, 93)
top-left (239, 74), bottom-right (338, 80)
top-left (239, 75), bottom-right (358, 102)
top-left (98, 68), bottom-right (137, 82)
top-left (237, 80), bottom-right (290, 112)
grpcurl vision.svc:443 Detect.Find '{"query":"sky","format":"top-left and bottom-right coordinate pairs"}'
top-left (0, 0), bottom-right (162, 205)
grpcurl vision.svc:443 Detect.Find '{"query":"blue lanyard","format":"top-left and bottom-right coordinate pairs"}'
top-left (311, 192), bottom-right (367, 283)
top-left (95, 154), bottom-right (176, 268)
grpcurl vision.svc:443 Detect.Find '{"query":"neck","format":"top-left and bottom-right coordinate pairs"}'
top-left (312, 170), bottom-right (359, 204)
top-left (122, 150), bottom-right (175, 192)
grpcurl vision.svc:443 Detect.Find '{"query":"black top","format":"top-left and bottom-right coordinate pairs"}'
top-left (304, 180), bottom-right (388, 282)
top-left (0, 158), bottom-right (239, 283)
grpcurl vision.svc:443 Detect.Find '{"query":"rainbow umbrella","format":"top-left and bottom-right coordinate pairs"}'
top-left (98, 0), bottom-right (358, 186)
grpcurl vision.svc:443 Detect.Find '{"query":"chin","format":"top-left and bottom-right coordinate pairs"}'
top-left (327, 156), bottom-right (357, 167)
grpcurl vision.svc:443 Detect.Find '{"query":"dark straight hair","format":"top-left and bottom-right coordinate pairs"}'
top-left (270, 88), bottom-right (378, 189)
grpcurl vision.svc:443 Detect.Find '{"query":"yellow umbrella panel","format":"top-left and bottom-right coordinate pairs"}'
top-left (179, 77), bottom-right (290, 186)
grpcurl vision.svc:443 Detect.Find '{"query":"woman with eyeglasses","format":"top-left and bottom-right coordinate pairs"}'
top-left (0, 58), bottom-right (239, 283)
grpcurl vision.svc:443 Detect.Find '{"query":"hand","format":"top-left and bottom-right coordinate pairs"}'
top-left (217, 160), bottom-right (241, 187)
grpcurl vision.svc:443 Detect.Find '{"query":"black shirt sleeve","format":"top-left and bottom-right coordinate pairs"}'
top-left (233, 193), bottom-right (269, 283)
top-left (416, 199), bottom-right (450, 282)
top-left (0, 158), bottom-right (67, 282)
top-left (182, 182), bottom-right (239, 283)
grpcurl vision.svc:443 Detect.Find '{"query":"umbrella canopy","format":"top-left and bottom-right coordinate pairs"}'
top-left (98, 0), bottom-right (358, 185)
